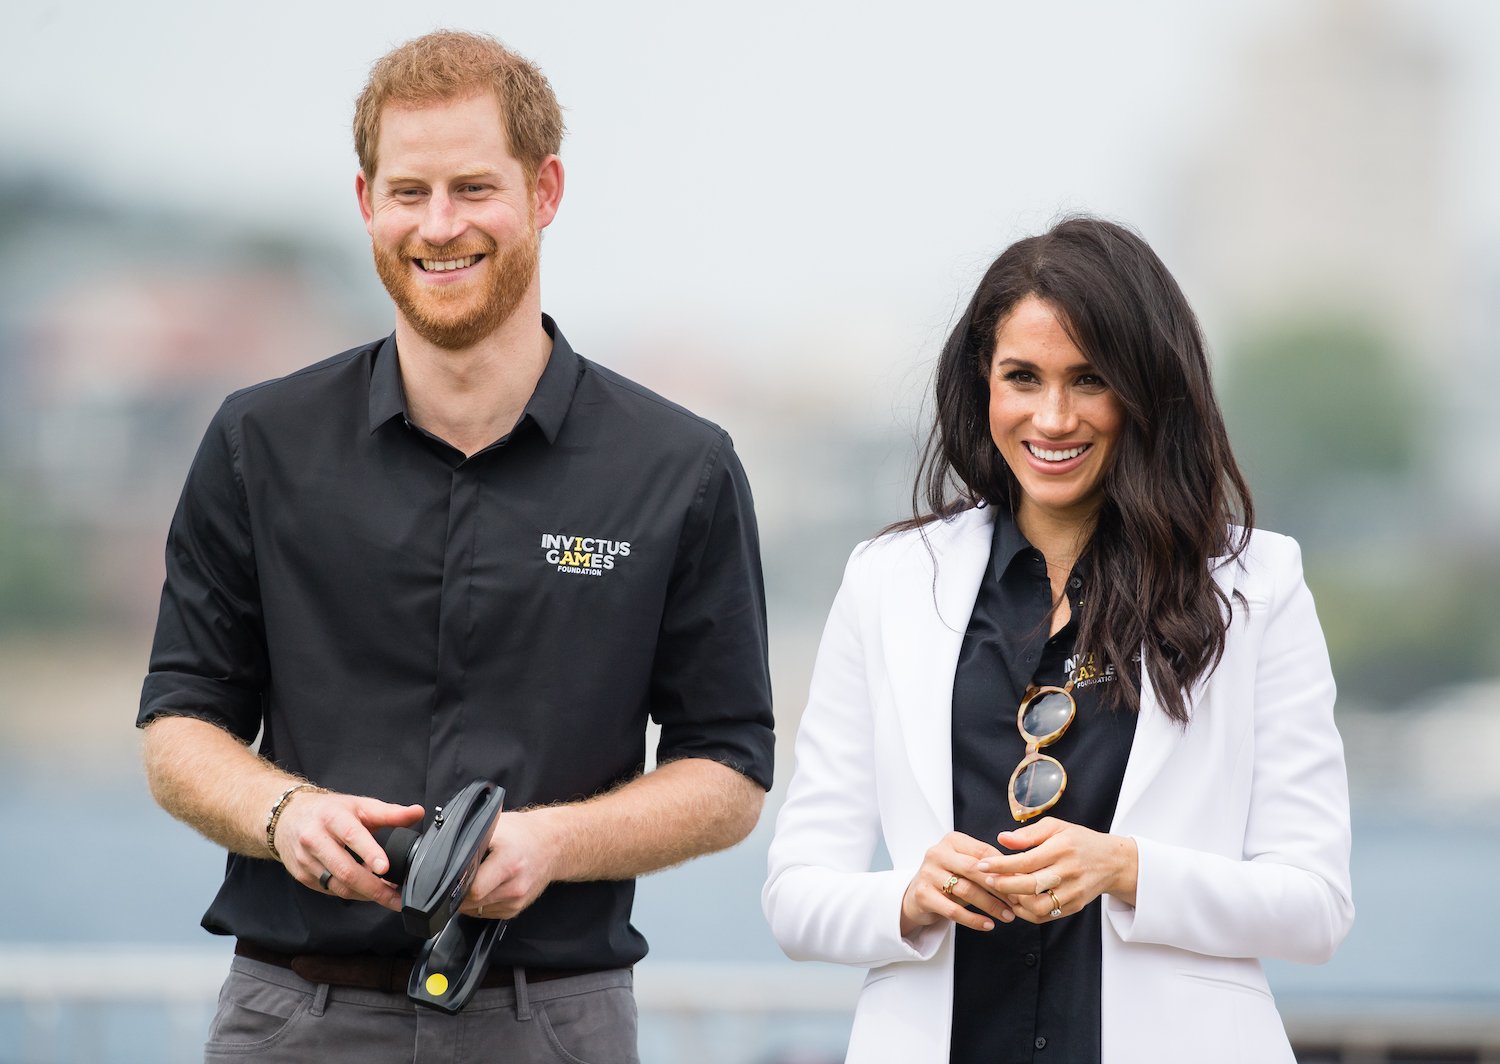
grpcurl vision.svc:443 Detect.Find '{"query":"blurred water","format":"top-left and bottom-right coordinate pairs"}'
top-left (3, 756), bottom-right (1498, 1061)
top-left (0, 757), bottom-right (855, 1064)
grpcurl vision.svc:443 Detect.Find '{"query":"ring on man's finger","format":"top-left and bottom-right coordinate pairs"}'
top-left (1046, 889), bottom-right (1062, 918)
top-left (940, 874), bottom-right (960, 896)
top-left (319, 869), bottom-right (334, 891)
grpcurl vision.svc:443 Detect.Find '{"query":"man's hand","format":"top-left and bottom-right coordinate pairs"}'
top-left (460, 808), bottom-right (563, 920)
top-left (456, 759), bottom-right (764, 921)
top-left (273, 791), bottom-right (425, 911)
top-left (141, 716), bottom-right (427, 910)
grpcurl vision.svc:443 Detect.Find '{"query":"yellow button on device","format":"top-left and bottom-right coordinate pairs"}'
top-left (425, 973), bottom-right (450, 997)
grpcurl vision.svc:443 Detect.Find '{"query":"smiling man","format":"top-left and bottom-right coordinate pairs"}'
top-left (137, 31), bottom-right (773, 1063)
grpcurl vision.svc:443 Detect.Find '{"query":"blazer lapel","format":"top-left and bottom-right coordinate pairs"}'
top-left (880, 507), bottom-right (995, 831)
top-left (1113, 552), bottom-right (1243, 826)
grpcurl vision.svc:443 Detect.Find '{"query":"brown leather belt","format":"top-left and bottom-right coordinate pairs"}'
top-left (234, 940), bottom-right (612, 993)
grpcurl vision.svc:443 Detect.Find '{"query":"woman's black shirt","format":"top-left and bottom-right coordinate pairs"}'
top-left (949, 511), bottom-right (1137, 1063)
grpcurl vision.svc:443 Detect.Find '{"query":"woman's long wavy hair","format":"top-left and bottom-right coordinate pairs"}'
top-left (897, 216), bottom-right (1253, 724)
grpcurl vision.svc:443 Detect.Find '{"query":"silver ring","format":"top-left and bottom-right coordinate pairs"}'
top-left (318, 869), bottom-right (333, 891)
top-left (1046, 889), bottom-right (1062, 918)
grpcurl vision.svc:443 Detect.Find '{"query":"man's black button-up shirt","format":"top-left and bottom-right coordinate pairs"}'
top-left (138, 317), bottom-right (775, 968)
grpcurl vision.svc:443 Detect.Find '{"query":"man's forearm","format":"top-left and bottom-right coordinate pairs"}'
top-left (143, 715), bottom-right (425, 907)
top-left (532, 758), bottom-right (765, 883)
top-left (141, 715), bottom-right (299, 859)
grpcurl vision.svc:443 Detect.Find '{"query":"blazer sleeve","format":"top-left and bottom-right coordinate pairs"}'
top-left (1105, 534), bottom-right (1355, 964)
top-left (762, 544), bottom-right (947, 967)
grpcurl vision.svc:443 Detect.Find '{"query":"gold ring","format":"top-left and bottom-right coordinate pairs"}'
top-left (1046, 889), bottom-right (1062, 918)
top-left (478, 904), bottom-right (485, 918)
top-left (940, 874), bottom-right (960, 896)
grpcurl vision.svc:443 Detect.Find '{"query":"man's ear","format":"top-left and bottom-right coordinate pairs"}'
top-left (531, 155), bottom-right (565, 230)
top-left (356, 171), bottom-right (375, 236)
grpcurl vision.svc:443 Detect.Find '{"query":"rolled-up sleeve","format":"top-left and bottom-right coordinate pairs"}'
top-left (648, 433), bottom-right (774, 790)
top-left (138, 399), bottom-right (267, 742)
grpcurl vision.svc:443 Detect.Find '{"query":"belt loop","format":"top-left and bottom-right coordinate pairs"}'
top-left (512, 966), bottom-right (531, 1022)
top-left (309, 982), bottom-right (330, 1018)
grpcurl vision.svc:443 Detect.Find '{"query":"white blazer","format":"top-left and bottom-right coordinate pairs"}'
top-left (763, 506), bottom-right (1354, 1064)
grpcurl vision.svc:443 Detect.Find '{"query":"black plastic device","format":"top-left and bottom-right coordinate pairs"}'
top-left (375, 779), bottom-right (507, 1013)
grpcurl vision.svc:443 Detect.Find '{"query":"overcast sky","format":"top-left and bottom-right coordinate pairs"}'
top-left (5, 0), bottom-right (1499, 388)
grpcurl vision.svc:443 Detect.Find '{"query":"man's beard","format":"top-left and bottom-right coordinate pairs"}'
top-left (373, 221), bottom-right (539, 351)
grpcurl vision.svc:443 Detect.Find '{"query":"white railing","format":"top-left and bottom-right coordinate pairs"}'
top-left (0, 946), bottom-right (859, 1064)
top-left (4, 947), bottom-right (1500, 1064)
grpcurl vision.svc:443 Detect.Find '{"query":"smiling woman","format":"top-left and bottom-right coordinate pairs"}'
top-left (763, 215), bottom-right (1353, 1064)
top-left (986, 295), bottom-right (1125, 535)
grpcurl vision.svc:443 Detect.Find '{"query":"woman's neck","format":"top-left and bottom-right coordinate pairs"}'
top-left (1016, 503), bottom-right (1095, 636)
top-left (1015, 503), bottom-right (1094, 574)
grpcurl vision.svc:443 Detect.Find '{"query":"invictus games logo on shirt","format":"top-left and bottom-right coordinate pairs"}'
top-left (540, 533), bottom-right (631, 578)
top-left (1066, 652), bottom-right (1117, 689)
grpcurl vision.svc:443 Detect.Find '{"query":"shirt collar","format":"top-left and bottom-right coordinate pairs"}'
top-left (367, 334), bottom-right (405, 433)
top-left (990, 505), bottom-right (1036, 583)
top-left (989, 505), bottom-right (1090, 611)
top-left (524, 315), bottom-right (581, 444)
top-left (367, 314), bottom-right (582, 444)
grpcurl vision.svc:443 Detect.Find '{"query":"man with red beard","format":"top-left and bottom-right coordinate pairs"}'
top-left (136, 31), bottom-right (773, 1063)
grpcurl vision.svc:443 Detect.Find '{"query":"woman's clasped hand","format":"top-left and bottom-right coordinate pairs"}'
top-left (900, 832), bottom-right (1013, 935)
top-left (901, 818), bottom-right (1139, 935)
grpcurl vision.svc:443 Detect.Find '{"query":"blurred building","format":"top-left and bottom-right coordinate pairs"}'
top-left (0, 174), bottom-right (383, 625)
top-left (1174, 0), bottom-right (1455, 363)
top-left (1168, 0), bottom-right (1500, 542)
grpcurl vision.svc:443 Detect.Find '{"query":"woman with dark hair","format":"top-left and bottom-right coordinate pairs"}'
top-left (763, 216), bottom-right (1353, 1063)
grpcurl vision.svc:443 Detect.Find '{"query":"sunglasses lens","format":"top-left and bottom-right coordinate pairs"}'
top-left (1020, 690), bottom-right (1073, 741)
top-left (1012, 758), bottom-right (1064, 812)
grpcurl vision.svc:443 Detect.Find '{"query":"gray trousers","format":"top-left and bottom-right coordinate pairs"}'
top-left (203, 956), bottom-right (639, 1063)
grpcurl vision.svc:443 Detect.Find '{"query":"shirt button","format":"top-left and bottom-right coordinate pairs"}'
top-left (1035, 1036), bottom-right (1048, 1050)
top-left (1068, 577), bottom-right (1081, 589)
top-left (1024, 952), bottom-right (1037, 967)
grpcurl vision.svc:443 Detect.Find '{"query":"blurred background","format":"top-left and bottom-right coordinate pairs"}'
top-left (3, 0), bottom-right (1499, 1061)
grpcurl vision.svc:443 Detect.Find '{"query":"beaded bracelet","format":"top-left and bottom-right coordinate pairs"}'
top-left (265, 782), bottom-right (322, 861)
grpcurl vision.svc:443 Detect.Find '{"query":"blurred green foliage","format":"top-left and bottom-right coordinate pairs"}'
top-left (1310, 558), bottom-right (1500, 707)
top-left (1221, 316), bottom-right (1499, 708)
top-left (0, 479), bottom-right (88, 632)
top-left (1221, 317), bottom-right (1415, 525)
